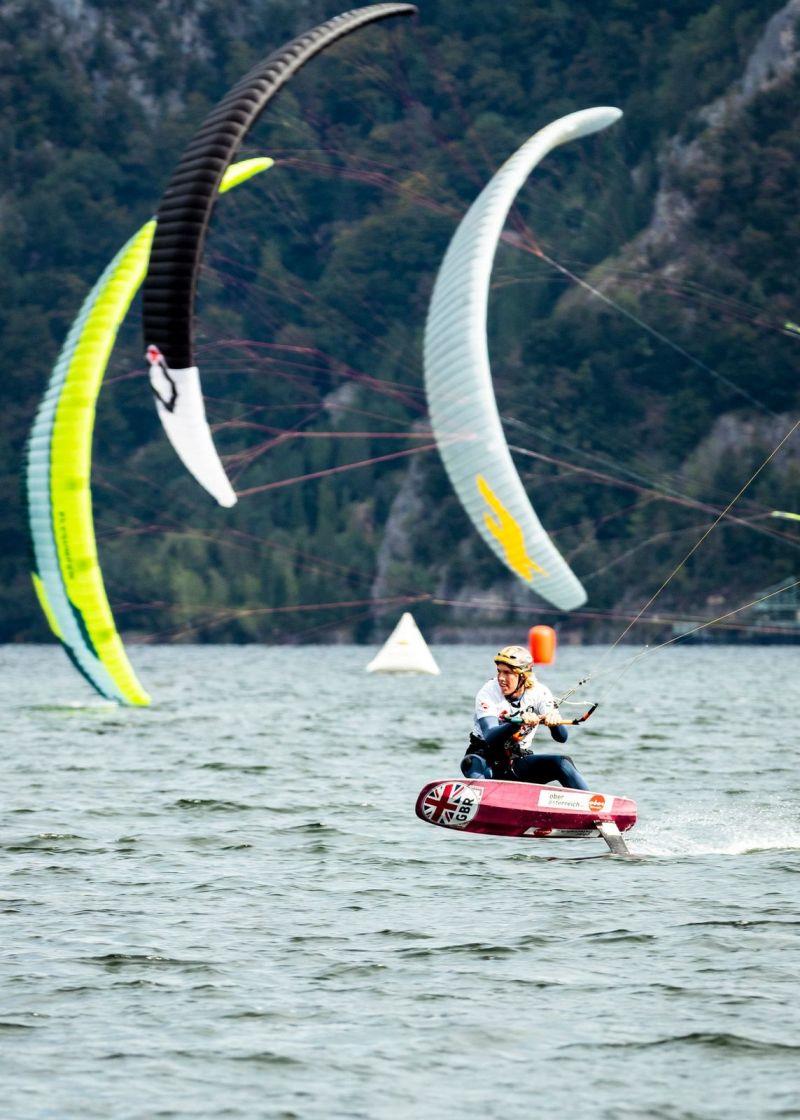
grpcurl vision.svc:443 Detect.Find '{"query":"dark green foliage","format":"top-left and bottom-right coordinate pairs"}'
top-left (2, 0), bottom-right (798, 645)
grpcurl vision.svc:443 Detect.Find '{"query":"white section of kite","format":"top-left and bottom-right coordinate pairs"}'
top-left (146, 348), bottom-right (238, 508)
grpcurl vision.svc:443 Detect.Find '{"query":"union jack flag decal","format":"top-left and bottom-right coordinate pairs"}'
top-left (420, 781), bottom-right (482, 829)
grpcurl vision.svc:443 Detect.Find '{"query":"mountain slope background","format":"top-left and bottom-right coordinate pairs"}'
top-left (1, 0), bottom-right (798, 646)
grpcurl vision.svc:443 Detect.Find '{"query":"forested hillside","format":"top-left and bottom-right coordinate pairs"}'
top-left (1, 0), bottom-right (798, 646)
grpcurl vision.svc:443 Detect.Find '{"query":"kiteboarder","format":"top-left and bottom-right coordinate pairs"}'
top-left (461, 645), bottom-right (589, 789)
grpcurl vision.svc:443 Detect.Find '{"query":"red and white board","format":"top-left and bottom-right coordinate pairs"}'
top-left (415, 779), bottom-right (637, 850)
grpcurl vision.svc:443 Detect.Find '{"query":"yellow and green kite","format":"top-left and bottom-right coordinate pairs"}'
top-left (24, 159), bottom-right (272, 705)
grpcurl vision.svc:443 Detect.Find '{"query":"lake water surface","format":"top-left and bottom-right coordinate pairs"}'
top-left (1, 643), bottom-right (798, 1119)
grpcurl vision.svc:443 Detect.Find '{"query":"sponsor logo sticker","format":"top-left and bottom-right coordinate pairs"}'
top-left (420, 782), bottom-right (483, 829)
top-left (538, 788), bottom-right (591, 811)
top-left (537, 789), bottom-right (611, 814)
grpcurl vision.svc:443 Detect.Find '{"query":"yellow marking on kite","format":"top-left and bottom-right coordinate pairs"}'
top-left (476, 475), bottom-right (548, 582)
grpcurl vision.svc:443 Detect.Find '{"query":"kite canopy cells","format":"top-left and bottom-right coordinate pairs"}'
top-left (25, 160), bottom-right (272, 706)
top-left (423, 107), bottom-right (623, 611)
top-left (142, 2), bottom-right (418, 507)
top-left (26, 224), bottom-right (156, 705)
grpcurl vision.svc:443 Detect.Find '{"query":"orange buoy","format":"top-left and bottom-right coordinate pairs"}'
top-left (529, 625), bottom-right (556, 665)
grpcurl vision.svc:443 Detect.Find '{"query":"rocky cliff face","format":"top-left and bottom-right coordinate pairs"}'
top-left (2, 0), bottom-right (329, 120)
top-left (681, 411), bottom-right (800, 486)
top-left (586, 0), bottom-right (800, 285)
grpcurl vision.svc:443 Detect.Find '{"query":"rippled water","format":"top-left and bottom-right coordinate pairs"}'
top-left (2, 643), bottom-right (799, 1119)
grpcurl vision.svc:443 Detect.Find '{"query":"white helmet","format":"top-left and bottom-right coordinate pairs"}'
top-left (493, 645), bottom-right (532, 673)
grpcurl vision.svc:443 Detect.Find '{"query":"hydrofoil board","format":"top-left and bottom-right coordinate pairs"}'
top-left (415, 779), bottom-right (637, 855)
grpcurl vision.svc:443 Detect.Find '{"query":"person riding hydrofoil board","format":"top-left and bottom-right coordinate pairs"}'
top-left (462, 645), bottom-right (589, 789)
